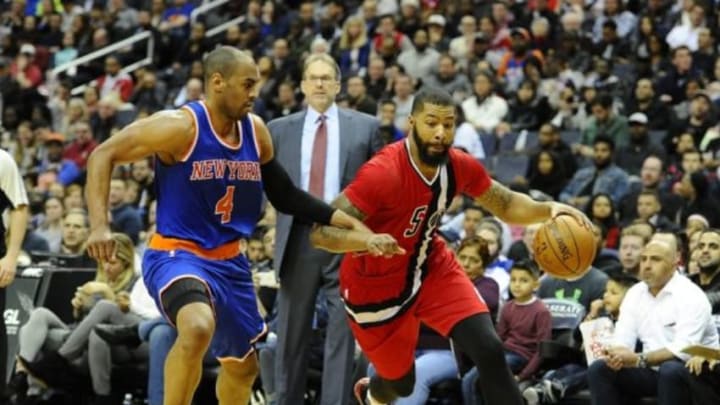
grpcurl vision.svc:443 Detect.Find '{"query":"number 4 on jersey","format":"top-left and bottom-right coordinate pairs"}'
top-left (215, 186), bottom-right (235, 224)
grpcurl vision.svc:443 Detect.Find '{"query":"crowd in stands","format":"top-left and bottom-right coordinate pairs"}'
top-left (3, 0), bottom-right (720, 404)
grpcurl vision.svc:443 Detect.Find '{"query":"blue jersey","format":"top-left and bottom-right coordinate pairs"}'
top-left (155, 101), bottom-right (263, 249)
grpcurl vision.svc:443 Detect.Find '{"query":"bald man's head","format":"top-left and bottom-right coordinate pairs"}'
top-left (203, 46), bottom-right (254, 84)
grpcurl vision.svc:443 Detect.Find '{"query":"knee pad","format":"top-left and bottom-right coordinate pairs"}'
top-left (160, 278), bottom-right (212, 325)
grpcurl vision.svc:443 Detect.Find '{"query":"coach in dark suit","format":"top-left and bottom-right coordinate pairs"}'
top-left (268, 53), bottom-right (383, 405)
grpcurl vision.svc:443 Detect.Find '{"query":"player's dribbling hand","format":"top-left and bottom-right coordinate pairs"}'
top-left (87, 227), bottom-right (116, 263)
top-left (550, 202), bottom-right (594, 232)
top-left (366, 234), bottom-right (406, 257)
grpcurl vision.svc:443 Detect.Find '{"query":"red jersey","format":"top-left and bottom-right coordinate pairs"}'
top-left (341, 140), bottom-right (492, 325)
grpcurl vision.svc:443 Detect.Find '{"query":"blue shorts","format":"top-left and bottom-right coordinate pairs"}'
top-left (143, 248), bottom-right (266, 359)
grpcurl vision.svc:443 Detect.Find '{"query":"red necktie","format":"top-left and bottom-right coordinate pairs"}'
top-left (309, 115), bottom-right (327, 198)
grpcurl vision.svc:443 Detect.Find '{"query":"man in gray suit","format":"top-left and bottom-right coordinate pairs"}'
top-left (268, 53), bottom-right (383, 405)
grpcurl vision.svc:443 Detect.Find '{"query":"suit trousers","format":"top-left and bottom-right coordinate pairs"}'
top-left (275, 223), bottom-right (355, 405)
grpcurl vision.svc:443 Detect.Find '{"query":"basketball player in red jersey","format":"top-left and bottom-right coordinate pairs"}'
top-left (311, 87), bottom-right (593, 405)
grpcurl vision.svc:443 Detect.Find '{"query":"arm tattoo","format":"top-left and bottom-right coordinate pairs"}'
top-left (331, 193), bottom-right (367, 221)
top-left (477, 181), bottom-right (514, 215)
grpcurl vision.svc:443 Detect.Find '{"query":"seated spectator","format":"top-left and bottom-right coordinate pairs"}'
top-left (63, 121), bottom-right (98, 171)
top-left (129, 158), bottom-right (155, 215)
top-left (477, 220), bottom-right (513, 299)
top-left (614, 113), bottom-right (667, 176)
top-left (172, 78), bottom-right (203, 109)
top-left (10, 44), bottom-right (43, 89)
top-left (36, 132), bottom-right (82, 190)
top-left (346, 75), bottom-right (377, 116)
top-left (587, 240), bottom-right (719, 405)
top-left (498, 79), bottom-right (553, 135)
top-left (497, 28), bottom-right (544, 93)
top-left (585, 193), bottom-right (621, 249)
top-left (463, 261), bottom-right (552, 403)
top-left (462, 70), bottom-right (508, 136)
top-left (423, 54), bottom-right (472, 103)
top-left (376, 99), bottom-right (404, 143)
top-left (89, 95), bottom-right (128, 142)
top-left (16, 233), bottom-right (137, 402)
top-left (675, 171), bottom-right (720, 227)
top-left (524, 269), bottom-right (639, 404)
top-left (63, 184), bottom-right (86, 211)
top-left (691, 229), bottom-right (720, 315)
top-left (524, 150), bottom-right (568, 201)
top-left (579, 94), bottom-right (630, 156)
top-left (618, 224), bottom-right (654, 275)
top-left (129, 70), bottom-right (166, 115)
top-left (397, 27), bottom-right (440, 82)
top-left (109, 178), bottom-right (143, 245)
top-left (560, 135), bottom-right (630, 210)
top-left (538, 264), bottom-right (608, 312)
top-left (34, 196), bottom-right (63, 253)
top-left (96, 55), bottom-right (134, 103)
top-left (624, 78), bottom-right (674, 131)
top-left (337, 15), bottom-right (370, 78)
top-left (618, 155), bottom-right (683, 223)
top-left (635, 190), bottom-right (678, 232)
top-left (507, 223), bottom-right (540, 263)
top-left (457, 236), bottom-right (500, 320)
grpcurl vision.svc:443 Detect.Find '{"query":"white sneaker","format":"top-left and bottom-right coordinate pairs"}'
top-left (522, 384), bottom-right (542, 405)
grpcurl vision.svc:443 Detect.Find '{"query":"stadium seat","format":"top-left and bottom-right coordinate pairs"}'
top-left (560, 131), bottom-right (582, 145)
top-left (538, 299), bottom-right (586, 370)
top-left (492, 153), bottom-right (529, 185)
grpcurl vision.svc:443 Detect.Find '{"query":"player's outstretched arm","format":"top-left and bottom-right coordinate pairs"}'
top-left (85, 110), bottom-right (194, 261)
top-left (309, 193), bottom-right (405, 257)
top-left (475, 181), bottom-right (592, 228)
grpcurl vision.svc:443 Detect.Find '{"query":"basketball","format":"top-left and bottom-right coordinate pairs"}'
top-left (532, 215), bottom-right (596, 279)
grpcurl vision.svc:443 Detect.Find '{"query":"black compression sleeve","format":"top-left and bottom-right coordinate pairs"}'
top-left (261, 158), bottom-right (335, 225)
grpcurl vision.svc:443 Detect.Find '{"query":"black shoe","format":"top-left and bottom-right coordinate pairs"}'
top-left (93, 323), bottom-right (141, 347)
top-left (16, 352), bottom-right (75, 390)
top-left (6, 371), bottom-right (28, 401)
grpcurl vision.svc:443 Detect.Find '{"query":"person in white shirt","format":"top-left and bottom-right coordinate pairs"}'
top-left (666, 2), bottom-right (706, 51)
top-left (461, 70), bottom-right (508, 135)
top-left (587, 240), bottom-right (719, 405)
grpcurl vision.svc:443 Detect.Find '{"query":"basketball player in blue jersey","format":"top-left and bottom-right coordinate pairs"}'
top-left (76, 47), bottom-right (403, 405)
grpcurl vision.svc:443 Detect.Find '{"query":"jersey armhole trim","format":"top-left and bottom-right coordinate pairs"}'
top-left (248, 113), bottom-right (261, 158)
top-left (179, 106), bottom-right (199, 162)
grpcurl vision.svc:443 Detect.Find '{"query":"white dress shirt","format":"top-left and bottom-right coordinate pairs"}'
top-left (301, 104), bottom-right (341, 203)
top-left (612, 272), bottom-right (719, 361)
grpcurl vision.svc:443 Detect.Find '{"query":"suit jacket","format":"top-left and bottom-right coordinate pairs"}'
top-left (268, 107), bottom-right (383, 276)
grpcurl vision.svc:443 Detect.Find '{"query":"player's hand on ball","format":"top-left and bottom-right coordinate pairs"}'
top-left (366, 234), bottom-right (406, 257)
top-left (550, 202), bottom-right (594, 232)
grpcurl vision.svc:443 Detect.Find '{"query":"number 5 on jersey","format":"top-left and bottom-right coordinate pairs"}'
top-left (215, 186), bottom-right (235, 224)
top-left (404, 205), bottom-right (428, 237)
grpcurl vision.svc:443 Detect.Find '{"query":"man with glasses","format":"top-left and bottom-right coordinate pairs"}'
top-left (268, 53), bottom-right (383, 405)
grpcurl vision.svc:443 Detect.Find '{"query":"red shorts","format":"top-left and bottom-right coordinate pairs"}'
top-left (340, 251), bottom-right (488, 380)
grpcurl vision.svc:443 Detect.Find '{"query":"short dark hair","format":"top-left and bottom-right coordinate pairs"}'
top-left (593, 134), bottom-right (615, 150)
top-left (511, 259), bottom-right (540, 279)
top-left (411, 86), bottom-right (455, 114)
top-left (638, 189), bottom-right (661, 202)
top-left (605, 268), bottom-right (638, 289)
top-left (457, 236), bottom-right (492, 269)
top-left (591, 93), bottom-right (613, 109)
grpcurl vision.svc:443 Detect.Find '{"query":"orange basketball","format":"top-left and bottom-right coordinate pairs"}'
top-left (532, 215), bottom-right (596, 279)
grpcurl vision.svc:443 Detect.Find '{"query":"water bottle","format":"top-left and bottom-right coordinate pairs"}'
top-left (122, 393), bottom-right (133, 405)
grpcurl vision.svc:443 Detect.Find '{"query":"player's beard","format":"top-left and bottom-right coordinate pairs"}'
top-left (412, 124), bottom-right (449, 166)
